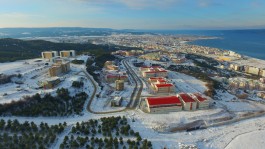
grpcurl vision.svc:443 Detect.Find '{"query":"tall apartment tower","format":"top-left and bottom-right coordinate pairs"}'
top-left (41, 51), bottom-right (58, 59)
top-left (60, 50), bottom-right (76, 57)
top-left (115, 80), bottom-right (124, 91)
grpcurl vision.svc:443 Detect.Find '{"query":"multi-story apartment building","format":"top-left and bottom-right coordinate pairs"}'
top-left (41, 51), bottom-right (58, 59)
top-left (60, 50), bottom-right (76, 58)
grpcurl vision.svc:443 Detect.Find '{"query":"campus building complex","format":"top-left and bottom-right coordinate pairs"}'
top-left (140, 66), bottom-right (167, 78)
top-left (148, 77), bottom-right (174, 94)
top-left (144, 93), bottom-right (209, 113)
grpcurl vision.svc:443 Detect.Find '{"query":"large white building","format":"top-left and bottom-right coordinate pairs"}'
top-left (189, 93), bottom-right (210, 109)
top-left (140, 66), bottom-right (167, 78)
top-left (145, 96), bottom-right (182, 113)
top-left (144, 93), bottom-right (210, 113)
top-left (148, 77), bottom-right (174, 94)
top-left (178, 93), bottom-right (197, 111)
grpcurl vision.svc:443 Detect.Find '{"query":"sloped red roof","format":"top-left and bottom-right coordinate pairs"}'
top-left (193, 93), bottom-right (207, 102)
top-left (157, 70), bottom-right (167, 72)
top-left (141, 66), bottom-right (161, 69)
top-left (155, 84), bottom-right (173, 88)
top-left (146, 96), bottom-right (182, 106)
top-left (145, 71), bottom-right (156, 73)
top-left (106, 75), bottom-right (127, 78)
top-left (141, 66), bottom-right (151, 68)
top-left (106, 75), bottom-right (118, 78)
top-left (179, 93), bottom-right (196, 102)
top-left (120, 76), bottom-right (127, 78)
top-left (149, 77), bottom-right (164, 80)
top-left (158, 79), bottom-right (166, 82)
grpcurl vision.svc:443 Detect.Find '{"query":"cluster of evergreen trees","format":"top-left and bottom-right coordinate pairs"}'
top-left (60, 116), bottom-right (152, 149)
top-left (72, 81), bottom-right (84, 88)
top-left (0, 88), bottom-right (88, 116)
top-left (0, 119), bottom-right (67, 149)
top-left (86, 53), bottom-right (116, 83)
top-left (71, 59), bottom-right (85, 64)
top-left (0, 74), bottom-right (19, 85)
top-left (0, 38), bottom-right (136, 62)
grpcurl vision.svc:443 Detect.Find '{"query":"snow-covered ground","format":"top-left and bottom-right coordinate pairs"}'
top-left (225, 129), bottom-right (265, 149)
top-left (169, 71), bottom-right (207, 93)
top-left (0, 55), bottom-right (92, 104)
top-left (1, 56), bottom-right (265, 149)
top-left (0, 58), bottom-right (48, 75)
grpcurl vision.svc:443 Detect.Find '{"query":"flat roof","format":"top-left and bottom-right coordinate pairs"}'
top-left (146, 96), bottom-right (182, 106)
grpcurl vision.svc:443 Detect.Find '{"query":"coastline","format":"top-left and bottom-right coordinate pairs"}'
top-left (188, 37), bottom-right (265, 60)
top-left (184, 39), bottom-right (265, 70)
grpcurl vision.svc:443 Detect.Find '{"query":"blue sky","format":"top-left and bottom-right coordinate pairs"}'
top-left (0, 0), bottom-right (265, 29)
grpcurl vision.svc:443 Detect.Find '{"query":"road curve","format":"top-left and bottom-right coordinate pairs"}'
top-left (85, 58), bottom-right (143, 114)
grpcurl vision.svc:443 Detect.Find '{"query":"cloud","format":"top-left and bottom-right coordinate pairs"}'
top-left (197, 0), bottom-right (223, 8)
top-left (250, 0), bottom-right (264, 8)
top-left (75, 0), bottom-right (183, 9)
top-left (0, 12), bottom-right (43, 19)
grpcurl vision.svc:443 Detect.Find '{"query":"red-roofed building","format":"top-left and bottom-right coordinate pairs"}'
top-left (148, 77), bottom-right (164, 83)
top-left (148, 77), bottom-right (166, 84)
top-left (145, 96), bottom-right (182, 113)
top-left (140, 66), bottom-right (167, 78)
top-left (189, 93), bottom-right (210, 109)
top-left (148, 77), bottom-right (174, 94)
top-left (104, 61), bottom-right (119, 70)
top-left (154, 83), bottom-right (174, 94)
top-left (178, 93), bottom-right (197, 111)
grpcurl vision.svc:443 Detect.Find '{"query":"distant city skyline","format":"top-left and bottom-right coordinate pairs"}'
top-left (1, 0), bottom-right (265, 29)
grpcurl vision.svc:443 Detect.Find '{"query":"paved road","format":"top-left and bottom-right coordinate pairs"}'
top-left (85, 58), bottom-right (143, 114)
top-left (122, 59), bottom-right (143, 109)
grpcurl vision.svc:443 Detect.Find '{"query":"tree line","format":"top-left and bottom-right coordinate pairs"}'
top-left (0, 119), bottom-right (67, 149)
top-left (60, 116), bottom-right (152, 149)
top-left (0, 88), bottom-right (88, 116)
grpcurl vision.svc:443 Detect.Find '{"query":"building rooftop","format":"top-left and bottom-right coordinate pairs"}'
top-left (193, 93), bottom-right (207, 102)
top-left (158, 79), bottom-right (166, 83)
top-left (149, 77), bottom-right (164, 80)
top-left (146, 96), bottom-right (182, 106)
top-left (141, 66), bottom-right (161, 69)
top-left (179, 93), bottom-right (196, 103)
top-left (155, 84), bottom-right (173, 88)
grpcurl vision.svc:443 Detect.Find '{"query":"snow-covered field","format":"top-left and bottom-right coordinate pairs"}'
top-left (169, 71), bottom-right (207, 93)
top-left (225, 130), bottom-right (265, 149)
top-left (134, 108), bottom-right (224, 131)
top-left (1, 56), bottom-right (265, 149)
top-left (0, 55), bottom-right (91, 104)
top-left (0, 58), bottom-right (48, 75)
top-left (127, 110), bottom-right (265, 149)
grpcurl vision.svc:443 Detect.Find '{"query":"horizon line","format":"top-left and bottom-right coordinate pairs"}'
top-left (0, 27), bottom-right (265, 31)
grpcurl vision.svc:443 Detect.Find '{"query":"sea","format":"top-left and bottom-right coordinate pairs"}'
top-left (1, 28), bottom-right (265, 60)
top-left (144, 29), bottom-right (265, 60)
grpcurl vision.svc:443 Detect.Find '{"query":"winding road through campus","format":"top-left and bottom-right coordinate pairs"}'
top-left (85, 58), bottom-right (143, 114)
top-left (2, 57), bottom-right (265, 149)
